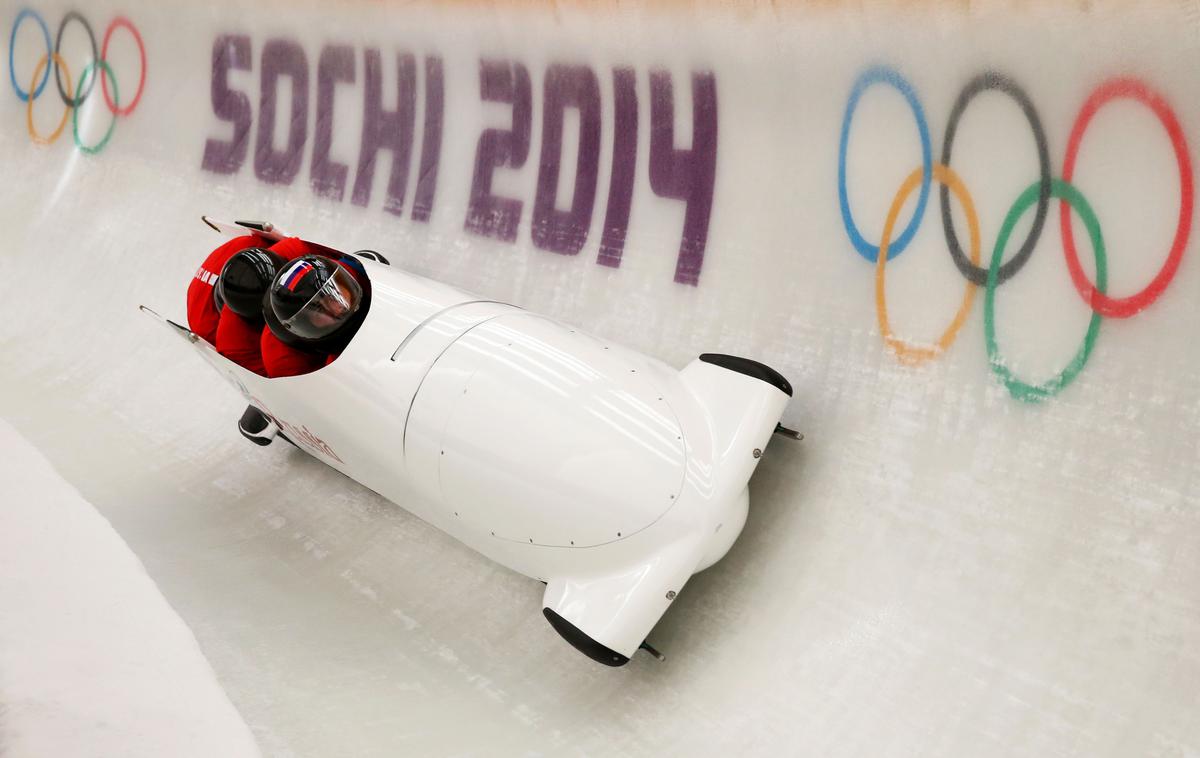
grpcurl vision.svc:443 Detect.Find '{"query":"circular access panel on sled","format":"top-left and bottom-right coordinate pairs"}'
top-left (404, 313), bottom-right (687, 547)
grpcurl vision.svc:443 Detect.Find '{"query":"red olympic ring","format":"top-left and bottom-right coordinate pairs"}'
top-left (1060, 78), bottom-right (1193, 318)
top-left (99, 16), bottom-right (145, 116)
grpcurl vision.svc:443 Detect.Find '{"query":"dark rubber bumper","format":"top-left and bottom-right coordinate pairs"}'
top-left (699, 354), bottom-right (793, 397)
top-left (238, 406), bottom-right (273, 447)
top-left (543, 609), bottom-right (630, 667)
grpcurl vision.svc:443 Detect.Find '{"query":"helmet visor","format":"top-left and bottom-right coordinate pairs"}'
top-left (280, 265), bottom-right (363, 339)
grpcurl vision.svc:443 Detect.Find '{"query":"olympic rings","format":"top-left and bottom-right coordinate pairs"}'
top-left (940, 71), bottom-right (1051, 287)
top-left (8, 9), bottom-right (146, 152)
top-left (53, 11), bottom-right (95, 107)
top-left (838, 65), bottom-right (932, 263)
top-left (838, 66), bottom-right (1191, 402)
top-left (26, 52), bottom-right (69, 144)
top-left (1060, 78), bottom-right (1193, 318)
top-left (877, 163), bottom-right (981, 366)
top-left (986, 179), bottom-right (1107, 402)
top-left (73, 60), bottom-right (118, 154)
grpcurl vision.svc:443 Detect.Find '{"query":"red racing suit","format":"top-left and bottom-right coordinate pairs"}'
top-left (188, 235), bottom-right (365, 379)
top-left (214, 237), bottom-right (327, 377)
top-left (214, 310), bottom-right (269, 376)
top-left (186, 234), bottom-right (268, 344)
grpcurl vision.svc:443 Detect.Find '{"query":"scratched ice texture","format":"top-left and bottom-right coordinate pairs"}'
top-left (0, 0), bottom-right (1197, 755)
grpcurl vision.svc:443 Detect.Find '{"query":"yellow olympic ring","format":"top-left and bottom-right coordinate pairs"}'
top-left (26, 53), bottom-right (70, 145)
top-left (875, 163), bottom-right (981, 366)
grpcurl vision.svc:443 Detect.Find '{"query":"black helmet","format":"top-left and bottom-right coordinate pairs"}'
top-left (267, 255), bottom-right (364, 344)
top-left (217, 248), bottom-right (285, 320)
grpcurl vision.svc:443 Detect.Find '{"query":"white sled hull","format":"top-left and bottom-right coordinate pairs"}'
top-left (154, 256), bottom-right (792, 664)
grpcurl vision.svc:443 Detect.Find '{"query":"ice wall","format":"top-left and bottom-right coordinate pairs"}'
top-left (1, 0), bottom-right (1197, 755)
top-left (0, 419), bottom-right (261, 758)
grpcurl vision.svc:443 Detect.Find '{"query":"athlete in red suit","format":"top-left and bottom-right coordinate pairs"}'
top-left (187, 232), bottom-right (370, 444)
top-left (214, 237), bottom-right (329, 376)
top-left (186, 234), bottom-right (268, 344)
top-left (214, 298), bottom-right (271, 375)
top-left (262, 253), bottom-right (370, 378)
top-left (188, 235), bottom-right (369, 380)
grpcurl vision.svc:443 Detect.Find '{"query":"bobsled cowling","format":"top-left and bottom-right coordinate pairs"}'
top-left (160, 255), bottom-right (792, 665)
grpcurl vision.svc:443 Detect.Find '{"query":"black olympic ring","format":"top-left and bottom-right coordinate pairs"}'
top-left (53, 11), bottom-right (95, 108)
top-left (939, 71), bottom-right (1052, 287)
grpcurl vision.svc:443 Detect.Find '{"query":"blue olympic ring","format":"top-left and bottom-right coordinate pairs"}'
top-left (837, 65), bottom-right (932, 263)
top-left (8, 8), bottom-right (50, 102)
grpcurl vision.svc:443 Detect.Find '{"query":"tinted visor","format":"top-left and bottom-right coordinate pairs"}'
top-left (280, 265), bottom-right (363, 339)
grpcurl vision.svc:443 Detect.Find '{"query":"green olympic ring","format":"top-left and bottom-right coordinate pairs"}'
top-left (71, 59), bottom-right (118, 154)
top-left (985, 178), bottom-right (1108, 403)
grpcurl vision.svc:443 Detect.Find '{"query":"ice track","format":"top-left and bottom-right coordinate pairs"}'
top-left (1, 0), bottom-right (1198, 755)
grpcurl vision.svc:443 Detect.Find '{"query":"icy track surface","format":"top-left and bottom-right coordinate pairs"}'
top-left (1, 0), bottom-right (1198, 755)
top-left (0, 419), bottom-right (260, 758)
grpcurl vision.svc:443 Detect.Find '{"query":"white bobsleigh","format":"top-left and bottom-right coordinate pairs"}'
top-left (147, 219), bottom-right (795, 666)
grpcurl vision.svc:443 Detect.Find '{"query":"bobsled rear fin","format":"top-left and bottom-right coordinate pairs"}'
top-left (699, 353), bottom-right (792, 397)
top-left (678, 355), bottom-right (791, 517)
top-left (542, 538), bottom-right (700, 663)
top-left (543, 609), bottom-right (630, 667)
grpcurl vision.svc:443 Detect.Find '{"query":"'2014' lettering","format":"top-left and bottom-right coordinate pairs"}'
top-left (466, 61), bottom-right (717, 285)
top-left (202, 37), bottom-right (717, 285)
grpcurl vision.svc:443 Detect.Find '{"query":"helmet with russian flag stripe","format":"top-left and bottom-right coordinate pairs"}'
top-left (267, 255), bottom-right (363, 344)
